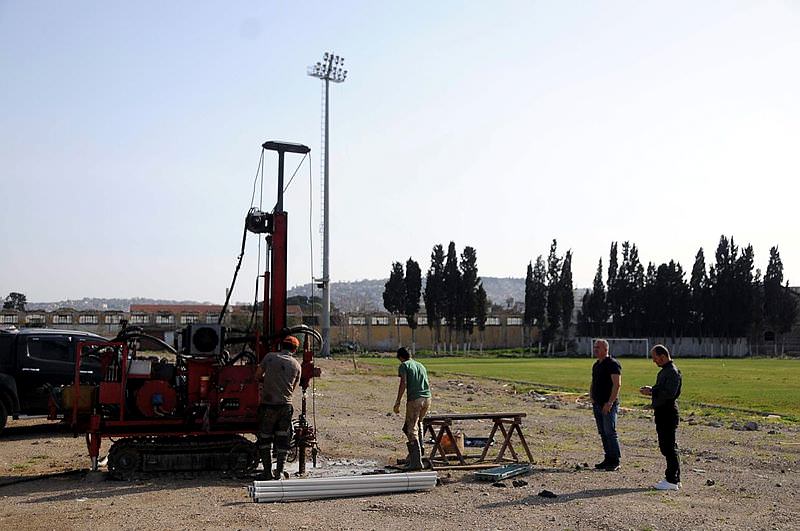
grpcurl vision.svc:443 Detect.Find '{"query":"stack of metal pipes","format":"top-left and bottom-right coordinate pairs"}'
top-left (247, 471), bottom-right (438, 502)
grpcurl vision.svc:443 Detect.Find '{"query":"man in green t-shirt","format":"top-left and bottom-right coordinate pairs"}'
top-left (392, 347), bottom-right (431, 471)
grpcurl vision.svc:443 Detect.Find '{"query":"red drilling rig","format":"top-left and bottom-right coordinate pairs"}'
top-left (64, 141), bottom-right (321, 479)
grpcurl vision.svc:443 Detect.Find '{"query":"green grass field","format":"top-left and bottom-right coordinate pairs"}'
top-left (359, 357), bottom-right (800, 421)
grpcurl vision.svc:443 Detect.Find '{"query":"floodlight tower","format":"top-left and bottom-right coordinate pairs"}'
top-left (307, 51), bottom-right (347, 357)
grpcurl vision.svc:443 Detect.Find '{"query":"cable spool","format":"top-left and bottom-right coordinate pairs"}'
top-left (245, 208), bottom-right (272, 234)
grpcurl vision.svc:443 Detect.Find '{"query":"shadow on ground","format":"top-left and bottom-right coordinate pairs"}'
top-left (480, 487), bottom-right (650, 508)
top-left (0, 472), bottom-right (246, 503)
top-left (0, 421), bottom-right (72, 441)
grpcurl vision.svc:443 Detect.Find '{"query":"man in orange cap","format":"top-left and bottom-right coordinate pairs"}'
top-left (255, 335), bottom-right (302, 479)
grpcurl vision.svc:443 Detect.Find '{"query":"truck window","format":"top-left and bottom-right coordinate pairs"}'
top-left (27, 336), bottom-right (72, 362)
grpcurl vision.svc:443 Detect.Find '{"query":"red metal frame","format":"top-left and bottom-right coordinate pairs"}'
top-left (72, 339), bottom-right (261, 466)
top-left (269, 212), bottom-right (288, 346)
top-left (67, 141), bottom-right (316, 473)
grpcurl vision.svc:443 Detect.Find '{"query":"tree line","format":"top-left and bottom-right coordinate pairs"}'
top-left (382, 235), bottom-right (798, 354)
top-left (577, 236), bottom-right (799, 344)
top-left (383, 242), bottom-right (488, 353)
top-left (523, 240), bottom-right (574, 351)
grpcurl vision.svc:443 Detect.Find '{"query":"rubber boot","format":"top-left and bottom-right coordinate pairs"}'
top-left (259, 447), bottom-right (273, 480)
top-left (274, 455), bottom-right (286, 480)
top-left (405, 441), bottom-right (423, 471)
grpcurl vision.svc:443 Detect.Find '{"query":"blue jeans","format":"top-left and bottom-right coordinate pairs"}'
top-left (593, 401), bottom-right (621, 463)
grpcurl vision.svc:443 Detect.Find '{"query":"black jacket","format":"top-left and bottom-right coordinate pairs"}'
top-left (652, 361), bottom-right (682, 410)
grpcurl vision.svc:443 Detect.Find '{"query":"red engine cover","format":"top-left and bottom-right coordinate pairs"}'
top-left (215, 365), bottom-right (260, 420)
top-left (135, 380), bottom-right (178, 418)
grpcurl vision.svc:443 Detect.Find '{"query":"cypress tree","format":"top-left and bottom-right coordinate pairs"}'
top-left (710, 235), bottom-right (737, 339)
top-left (383, 262), bottom-right (406, 344)
top-left (689, 248), bottom-right (707, 337)
top-left (577, 291), bottom-right (592, 337)
top-left (443, 241), bottom-right (461, 348)
top-left (607, 242), bottom-right (619, 336)
top-left (459, 246), bottom-right (481, 342)
top-left (475, 283), bottom-right (488, 352)
top-left (524, 261), bottom-right (536, 349)
top-left (524, 262), bottom-right (535, 328)
top-left (734, 245), bottom-right (755, 336)
top-left (657, 260), bottom-right (690, 338)
top-left (423, 244), bottom-right (446, 351)
top-left (586, 259), bottom-right (607, 335)
top-left (559, 250), bottom-right (574, 343)
top-left (616, 242), bottom-right (633, 336)
top-left (764, 246), bottom-right (783, 332)
top-left (751, 268), bottom-right (764, 342)
top-left (545, 239), bottom-right (562, 346)
top-left (629, 244), bottom-right (646, 336)
top-left (644, 262), bottom-right (658, 336)
top-left (404, 258), bottom-right (422, 353)
top-left (531, 256), bottom-right (548, 346)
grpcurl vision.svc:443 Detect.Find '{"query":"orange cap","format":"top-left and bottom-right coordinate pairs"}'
top-left (281, 335), bottom-right (300, 349)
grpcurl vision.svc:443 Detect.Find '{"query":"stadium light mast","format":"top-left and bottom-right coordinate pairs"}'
top-left (307, 51), bottom-right (347, 358)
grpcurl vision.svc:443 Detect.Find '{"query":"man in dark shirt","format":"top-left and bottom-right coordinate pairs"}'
top-left (255, 335), bottom-right (302, 480)
top-left (640, 344), bottom-right (683, 490)
top-left (590, 339), bottom-right (622, 470)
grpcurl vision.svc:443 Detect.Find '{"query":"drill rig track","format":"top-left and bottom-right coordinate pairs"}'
top-left (106, 434), bottom-right (258, 480)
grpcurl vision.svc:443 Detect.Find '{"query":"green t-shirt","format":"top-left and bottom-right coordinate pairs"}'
top-left (398, 359), bottom-right (431, 400)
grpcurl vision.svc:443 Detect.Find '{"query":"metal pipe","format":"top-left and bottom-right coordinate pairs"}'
top-left (249, 472), bottom-right (437, 502)
top-left (251, 479), bottom-right (436, 492)
top-left (252, 471), bottom-right (436, 487)
top-left (253, 487), bottom-right (433, 502)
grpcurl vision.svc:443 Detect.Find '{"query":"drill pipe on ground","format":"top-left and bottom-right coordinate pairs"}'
top-left (248, 471), bottom-right (438, 502)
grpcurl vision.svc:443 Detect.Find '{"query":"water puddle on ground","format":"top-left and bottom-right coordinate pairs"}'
top-left (258, 457), bottom-right (381, 478)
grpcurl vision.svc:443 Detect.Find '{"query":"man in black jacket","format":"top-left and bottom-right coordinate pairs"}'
top-left (640, 344), bottom-right (683, 490)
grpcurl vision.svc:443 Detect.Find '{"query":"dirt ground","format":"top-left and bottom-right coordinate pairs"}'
top-left (1, 358), bottom-right (798, 530)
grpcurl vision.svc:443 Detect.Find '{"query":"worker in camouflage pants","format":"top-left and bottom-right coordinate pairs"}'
top-left (255, 336), bottom-right (301, 479)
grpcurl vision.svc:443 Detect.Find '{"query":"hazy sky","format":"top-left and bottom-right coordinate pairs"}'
top-left (2, 1), bottom-right (798, 304)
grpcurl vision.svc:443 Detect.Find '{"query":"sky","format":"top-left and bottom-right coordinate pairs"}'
top-left (1, 1), bottom-right (799, 304)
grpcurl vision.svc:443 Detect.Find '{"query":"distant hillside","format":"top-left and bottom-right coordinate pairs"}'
top-left (288, 277), bottom-right (527, 313)
top-left (24, 277), bottom-right (531, 313)
top-left (26, 297), bottom-right (216, 312)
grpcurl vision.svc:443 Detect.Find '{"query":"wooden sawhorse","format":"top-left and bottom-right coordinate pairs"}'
top-left (422, 412), bottom-right (534, 470)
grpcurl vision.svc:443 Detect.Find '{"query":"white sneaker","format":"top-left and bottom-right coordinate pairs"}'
top-left (654, 479), bottom-right (681, 490)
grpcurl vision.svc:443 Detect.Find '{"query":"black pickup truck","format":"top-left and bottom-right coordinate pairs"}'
top-left (0, 327), bottom-right (108, 433)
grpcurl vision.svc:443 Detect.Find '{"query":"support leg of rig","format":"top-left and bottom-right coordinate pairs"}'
top-left (86, 433), bottom-right (102, 471)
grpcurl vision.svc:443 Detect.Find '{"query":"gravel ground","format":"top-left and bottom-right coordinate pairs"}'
top-left (1, 358), bottom-right (798, 530)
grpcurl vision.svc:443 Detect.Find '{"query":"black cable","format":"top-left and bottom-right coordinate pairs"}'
top-left (307, 152), bottom-right (318, 445)
top-left (218, 224), bottom-right (249, 324)
top-left (252, 153), bottom-right (265, 331)
top-left (243, 151), bottom-right (265, 334)
top-left (247, 273), bottom-right (259, 333)
top-left (308, 152), bottom-right (316, 318)
top-left (282, 153), bottom-right (309, 194)
top-left (220, 148), bottom-right (266, 325)
top-left (249, 149), bottom-right (265, 208)
top-left (114, 329), bottom-right (178, 353)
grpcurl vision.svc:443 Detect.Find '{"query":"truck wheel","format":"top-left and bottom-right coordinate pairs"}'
top-left (0, 400), bottom-right (7, 434)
